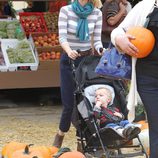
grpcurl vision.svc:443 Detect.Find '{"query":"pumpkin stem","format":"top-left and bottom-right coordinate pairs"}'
top-left (24, 145), bottom-right (30, 154)
top-left (24, 144), bottom-right (34, 154)
top-left (32, 157), bottom-right (38, 158)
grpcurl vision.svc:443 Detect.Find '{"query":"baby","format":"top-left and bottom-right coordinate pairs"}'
top-left (93, 87), bottom-right (140, 139)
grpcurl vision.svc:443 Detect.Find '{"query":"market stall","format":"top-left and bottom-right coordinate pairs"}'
top-left (0, 1), bottom-right (67, 89)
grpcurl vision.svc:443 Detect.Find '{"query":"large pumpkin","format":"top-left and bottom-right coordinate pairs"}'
top-left (32, 146), bottom-right (58, 158)
top-left (1, 141), bottom-right (27, 158)
top-left (11, 145), bottom-right (45, 158)
top-left (126, 26), bottom-right (155, 58)
top-left (59, 151), bottom-right (86, 158)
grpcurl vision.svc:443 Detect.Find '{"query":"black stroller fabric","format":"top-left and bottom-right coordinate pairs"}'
top-left (74, 55), bottom-right (128, 117)
top-left (71, 55), bottom-right (148, 158)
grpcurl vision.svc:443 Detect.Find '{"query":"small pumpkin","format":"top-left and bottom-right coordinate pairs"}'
top-left (1, 141), bottom-right (27, 158)
top-left (137, 120), bottom-right (148, 130)
top-left (11, 145), bottom-right (44, 158)
top-left (126, 26), bottom-right (155, 58)
top-left (59, 151), bottom-right (86, 158)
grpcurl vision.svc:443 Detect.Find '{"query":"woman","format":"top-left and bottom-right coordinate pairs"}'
top-left (111, 0), bottom-right (158, 157)
top-left (53, 0), bottom-right (103, 148)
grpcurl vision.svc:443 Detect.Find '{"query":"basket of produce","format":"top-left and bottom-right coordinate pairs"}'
top-left (30, 32), bottom-right (61, 49)
top-left (19, 12), bottom-right (48, 37)
top-left (43, 12), bottom-right (59, 32)
top-left (1, 39), bottom-right (39, 71)
top-left (49, 0), bottom-right (67, 12)
top-left (36, 47), bottom-right (61, 61)
top-left (0, 19), bottom-right (25, 40)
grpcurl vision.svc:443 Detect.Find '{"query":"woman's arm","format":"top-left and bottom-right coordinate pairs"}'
top-left (93, 9), bottom-right (103, 53)
top-left (107, 1), bottom-right (127, 26)
top-left (111, 0), bottom-right (146, 53)
top-left (58, 6), bottom-right (79, 59)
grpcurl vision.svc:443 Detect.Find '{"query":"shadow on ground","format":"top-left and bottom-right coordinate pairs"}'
top-left (0, 87), bottom-right (61, 108)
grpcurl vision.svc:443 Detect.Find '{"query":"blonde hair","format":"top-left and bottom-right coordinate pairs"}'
top-left (89, 0), bottom-right (102, 8)
top-left (71, 0), bottom-right (102, 8)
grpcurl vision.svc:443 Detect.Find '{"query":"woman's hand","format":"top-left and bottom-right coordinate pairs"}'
top-left (115, 34), bottom-right (139, 56)
top-left (98, 48), bottom-right (106, 56)
top-left (67, 50), bottom-right (80, 60)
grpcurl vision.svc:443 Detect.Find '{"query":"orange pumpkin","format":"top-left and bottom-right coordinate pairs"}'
top-left (11, 145), bottom-right (44, 158)
top-left (59, 151), bottom-right (86, 158)
top-left (126, 26), bottom-right (155, 58)
top-left (137, 120), bottom-right (149, 130)
top-left (32, 146), bottom-right (58, 158)
top-left (1, 141), bottom-right (27, 158)
top-left (49, 146), bottom-right (59, 156)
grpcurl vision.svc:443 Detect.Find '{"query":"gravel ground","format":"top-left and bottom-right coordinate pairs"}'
top-left (0, 106), bottom-right (77, 151)
top-left (0, 106), bottom-right (146, 158)
top-left (0, 87), bottom-right (147, 158)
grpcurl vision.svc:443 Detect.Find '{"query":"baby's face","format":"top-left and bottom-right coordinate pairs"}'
top-left (95, 88), bottom-right (112, 107)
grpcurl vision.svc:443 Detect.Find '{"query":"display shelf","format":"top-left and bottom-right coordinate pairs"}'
top-left (0, 60), bottom-right (60, 89)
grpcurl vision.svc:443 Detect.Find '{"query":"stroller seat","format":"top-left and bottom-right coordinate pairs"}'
top-left (71, 56), bottom-right (148, 158)
top-left (77, 84), bottom-right (139, 145)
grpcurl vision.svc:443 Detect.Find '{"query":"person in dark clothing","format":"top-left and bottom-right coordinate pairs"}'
top-left (111, 1), bottom-right (158, 157)
top-left (93, 87), bottom-right (141, 138)
top-left (101, 0), bottom-right (131, 48)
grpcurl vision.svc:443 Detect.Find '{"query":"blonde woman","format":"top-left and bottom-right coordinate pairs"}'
top-left (53, 0), bottom-right (103, 148)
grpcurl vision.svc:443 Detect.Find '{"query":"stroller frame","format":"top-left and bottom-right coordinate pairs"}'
top-left (70, 56), bottom-right (148, 158)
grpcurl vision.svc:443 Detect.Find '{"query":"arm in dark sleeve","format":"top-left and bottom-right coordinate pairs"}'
top-left (106, 1), bottom-right (126, 26)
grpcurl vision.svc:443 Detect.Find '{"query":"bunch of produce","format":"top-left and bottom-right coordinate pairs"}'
top-left (39, 50), bottom-right (60, 60)
top-left (0, 21), bottom-right (25, 39)
top-left (32, 33), bottom-right (59, 47)
top-left (6, 40), bottom-right (35, 63)
top-left (20, 14), bottom-right (47, 36)
top-left (44, 12), bottom-right (59, 32)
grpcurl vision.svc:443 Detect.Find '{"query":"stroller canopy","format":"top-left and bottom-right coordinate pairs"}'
top-left (75, 55), bottom-right (128, 117)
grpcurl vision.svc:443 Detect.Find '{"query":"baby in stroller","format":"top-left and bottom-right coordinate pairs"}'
top-left (73, 56), bottom-right (148, 157)
top-left (93, 86), bottom-right (141, 140)
top-left (77, 84), bottom-right (147, 158)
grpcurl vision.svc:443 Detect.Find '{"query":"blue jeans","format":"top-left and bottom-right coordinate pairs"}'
top-left (106, 120), bottom-right (132, 129)
top-left (137, 75), bottom-right (158, 158)
top-left (59, 53), bottom-right (84, 132)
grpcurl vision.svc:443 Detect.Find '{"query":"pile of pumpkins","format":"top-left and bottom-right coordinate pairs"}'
top-left (1, 141), bottom-right (85, 158)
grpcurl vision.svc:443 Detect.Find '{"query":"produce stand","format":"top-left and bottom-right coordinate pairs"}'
top-left (0, 60), bottom-right (60, 89)
top-left (0, 1), bottom-right (65, 89)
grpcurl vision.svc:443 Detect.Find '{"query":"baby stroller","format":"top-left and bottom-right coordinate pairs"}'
top-left (71, 55), bottom-right (148, 158)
